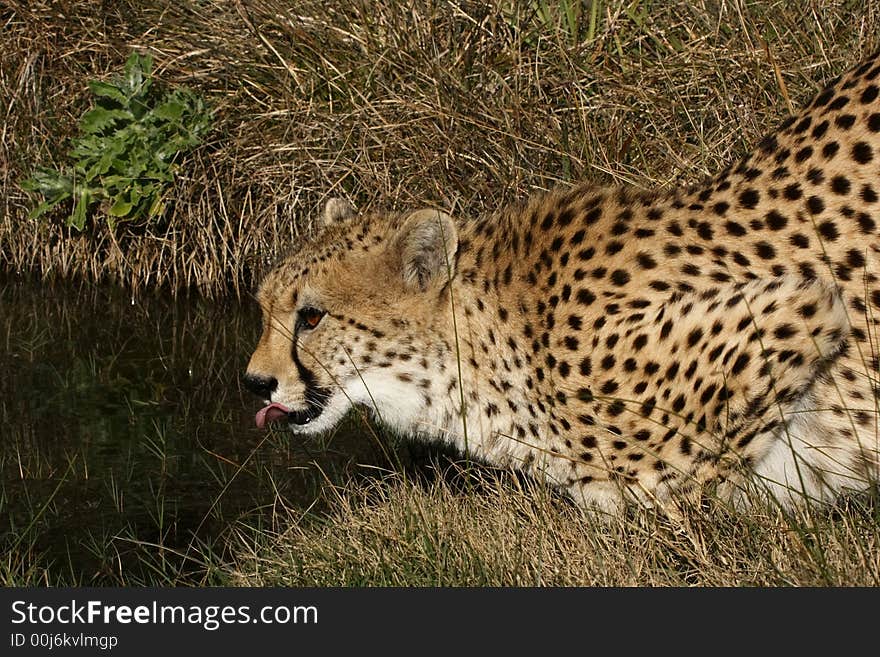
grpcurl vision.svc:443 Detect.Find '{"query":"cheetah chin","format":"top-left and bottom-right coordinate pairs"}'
top-left (245, 53), bottom-right (880, 514)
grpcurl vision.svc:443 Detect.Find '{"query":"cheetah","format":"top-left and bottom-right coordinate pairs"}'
top-left (245, 52), bottom-right (880, 514)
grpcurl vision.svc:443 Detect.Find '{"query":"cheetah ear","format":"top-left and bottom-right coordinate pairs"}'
top-left (317, 197), bottom-right (355, 228)
top-left (396, 208), bottom-right (458, 292)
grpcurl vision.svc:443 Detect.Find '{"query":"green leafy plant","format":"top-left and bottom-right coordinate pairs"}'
top-left (22, 52), bottom-right (211, 230)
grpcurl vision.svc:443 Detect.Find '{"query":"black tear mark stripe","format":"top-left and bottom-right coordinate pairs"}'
top-left (290, 336), bottom-right (332, 424)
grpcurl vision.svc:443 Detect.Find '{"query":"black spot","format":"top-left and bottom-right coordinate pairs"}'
top-left (790, 233), bottom-right (809, 249)
top-left (739, 189), bottom-right (760, 209)
top-left (600, 380), bottom-right (619, 395)
top-left (853, 142), bottom-right (873, 164)
top-left (579, 357), bottom-right (592, 376)
top-left (798, 262), bottom-right (817, 279)
top-left (774, 324), bottom-right (797, 339)
top-left (862, 85), bottom-right (879, 104)
top-left (830, 175), bottom-right (851, 195)
top-left (607, 403), bottom-right (625, 418)
top-left (817, 220), bottom-right (839, 241)
top-left (687, 328), bottom-right (703, 347)
top-left (793, 116), bottom-right (812, 133)
top-left (576, 289), bottom-right (596, 306)
top-left (847, 249), bottom-right (866, 269)
top-left (725, 221), bottom-right (746, 236)
top-left (828, 95), bottom-right (849, 111)
top-left (601, 354), bottom-right (616, 370)
top-left (799, 302), bottom-right (816, 318)
top-left (696, 222), bottom-right (714, 240)
top-left (637, 252), bottom-right (657, 269)
top-left (606, 241), bottom-right (624, 255)
top-left (806, 196), bottom-right (825, 214)
top-left (610, 269), bottom-right (631, 286)
top-left (731, 353), bottom-right (750, 375)
top-left (869, 113), bottom-right (880, 132)
top-left (568, 315), bottom-right (582, 330)
top-left (765, 210), bottom-right (788, 230)
top-left (821, 141), bottom-right (840, 159)
top-left (783, 183), bottom-right (802, 200)
top-left (713, 202), bottom-right (729, 215)
top-left (754, 241), bottom-right (776, 260)
top-left (834, 114), bottom-right (856, 130)
top-left (858, 212), bottom-right (876, 234)
top-left (759, 134), bottom-right (778, 153)
top-left (611, 222), bottom-right (629, 236)
top-left (862, 185), bottom-right (878, 203)
top-left (795, 146), bottom-right (813, 162)
top-left (813, 88), bottom-right (834, 107)
top-left (564, 336), bottom-right (579, 351)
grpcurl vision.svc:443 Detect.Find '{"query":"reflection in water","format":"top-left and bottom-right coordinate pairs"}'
top-left (0, 276), bottom-right (410, 584)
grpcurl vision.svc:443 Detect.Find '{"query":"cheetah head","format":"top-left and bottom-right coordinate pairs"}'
top-left (244, 198), bottom-right (458, 436)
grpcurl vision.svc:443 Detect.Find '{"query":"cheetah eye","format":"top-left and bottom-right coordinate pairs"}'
top-left (297, 306), bottom-right (326, 330)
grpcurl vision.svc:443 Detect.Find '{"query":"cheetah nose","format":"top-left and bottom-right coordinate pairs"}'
top-left (242, 373), bottom-right (278, 400)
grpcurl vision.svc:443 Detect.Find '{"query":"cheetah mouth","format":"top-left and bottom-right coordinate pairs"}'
top-left (254, 402), bottom-right (324, 428)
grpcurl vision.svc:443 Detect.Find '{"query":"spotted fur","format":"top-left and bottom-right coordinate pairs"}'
top-left (246, 52), bottom-right (880, 513)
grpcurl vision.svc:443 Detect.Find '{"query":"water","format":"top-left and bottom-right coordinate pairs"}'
top-left (0, 276), bottom-right (415, 584)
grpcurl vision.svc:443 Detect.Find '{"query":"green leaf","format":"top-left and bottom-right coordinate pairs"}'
top-left (148, 194), bottom-right (165, 217)
top-left (152, 100), bottom-right (185, 122)
top-left (69, 189), bottom-right (91, 230)
top-left (124, 52), bottom-right (152, 98)
top-left (80, 107), bottom-right (130, 135)
top-left (87, 80), bottom-right (128, 105)
top-left (108, 196), bottom-right (133, 217)
top-left (21, 168), bottom-right (72, 199)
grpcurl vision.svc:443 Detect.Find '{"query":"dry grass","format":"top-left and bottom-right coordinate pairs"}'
top-left (226, 464), bottom-right (880, 586)
top-left (2, 0), bottom-right (878, 296)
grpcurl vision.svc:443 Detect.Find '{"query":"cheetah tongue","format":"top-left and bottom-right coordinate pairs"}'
top-left (255, 403), bottom-right (291, 429)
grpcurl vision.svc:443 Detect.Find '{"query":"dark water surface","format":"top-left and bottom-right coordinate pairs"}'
top-left (0, 276), bottom-right (404, 584)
